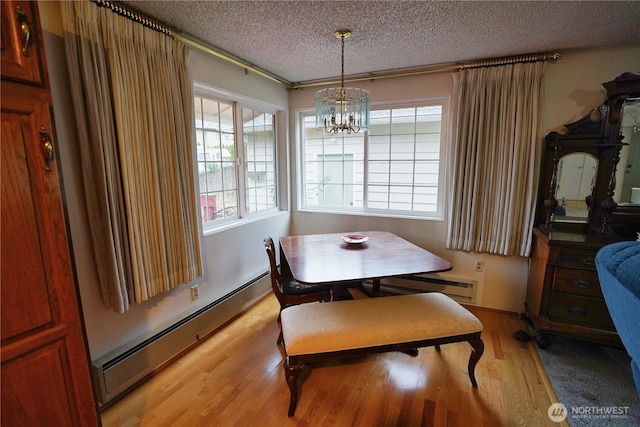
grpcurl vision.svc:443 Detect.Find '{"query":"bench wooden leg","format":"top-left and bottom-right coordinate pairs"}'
top-left (467, 337), bottom-right (484, 387)
top-left (402, 348), bottom-right (419, 356)
top-left (284, 358), bottom-right (304, 417)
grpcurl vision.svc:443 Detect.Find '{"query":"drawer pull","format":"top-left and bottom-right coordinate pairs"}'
top-left (559, 254), bottom-right (595, 266)
top-left (568, 307), bottom-right (587, 316)
top-left (572, 279), bottom-right (592, 289)
top-left (16, 7), bottom-right (32, 57)
top-left (39, 128), bottom-right (54, 171)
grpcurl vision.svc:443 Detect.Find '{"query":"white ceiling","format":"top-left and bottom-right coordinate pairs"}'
top-left (122, 1), bottom-right (640, 85)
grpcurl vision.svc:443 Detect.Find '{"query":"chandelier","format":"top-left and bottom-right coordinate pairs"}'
top-left (315, 30), bottom-right (370, 134)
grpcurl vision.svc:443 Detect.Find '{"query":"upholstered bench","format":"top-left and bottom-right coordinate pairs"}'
top-left (279, 292), bottom-right (484, 416)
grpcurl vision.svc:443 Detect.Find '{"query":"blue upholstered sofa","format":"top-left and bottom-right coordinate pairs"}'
top-left (595, 241), bottom-right (640, 398)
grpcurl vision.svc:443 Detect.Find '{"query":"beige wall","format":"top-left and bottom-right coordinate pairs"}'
top-left (39, 0), bottom-right (640, 359)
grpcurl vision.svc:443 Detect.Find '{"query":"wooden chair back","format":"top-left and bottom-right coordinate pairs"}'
top-left (263, 237), bottom-right (332, 314)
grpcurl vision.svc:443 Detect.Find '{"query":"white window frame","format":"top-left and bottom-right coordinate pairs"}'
top-left (193, 82), bottom-right (280, 234)
top-left (297, 98), bottom-right (449, 220)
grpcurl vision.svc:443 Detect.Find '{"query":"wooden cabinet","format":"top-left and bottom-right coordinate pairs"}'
top-left (1, 2), bottom-right (99, 426)
top-left (525, 226), bottom-right (621, 348)
top-left (527, 73), bottom-right (640, 348)
top-left (1, 1), bottom-right (44, 85)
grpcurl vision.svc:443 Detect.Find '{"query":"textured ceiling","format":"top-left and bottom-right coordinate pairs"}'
top-left (122, 1), bottom-right (640, 84)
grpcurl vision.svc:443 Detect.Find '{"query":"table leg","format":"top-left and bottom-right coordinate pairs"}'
top-left (372, 279), bottom-right (381, 296)
top-left (352, 279), bottom-right (382, 298)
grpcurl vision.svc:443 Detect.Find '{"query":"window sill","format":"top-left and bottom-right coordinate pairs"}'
top-left (201, 209), bottom-right (287, 237)
top-left (298, 207), bottom-right (444, 222)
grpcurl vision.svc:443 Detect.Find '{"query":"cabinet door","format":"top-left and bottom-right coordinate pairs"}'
top-left (1, 93), bottom-right (98, 426)
top-left (0, 0), bottom-right (44, 85)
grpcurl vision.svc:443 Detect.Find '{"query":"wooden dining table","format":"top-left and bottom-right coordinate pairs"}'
top-left (279, 231), bottom-right (452, 294)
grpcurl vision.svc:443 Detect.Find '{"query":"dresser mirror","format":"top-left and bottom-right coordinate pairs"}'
top-left (537, 105), bottom-right (606, 229)
top-left (614, 98), bottom-right (640, 205)
top-left (606, 74), bottom-right (640, 232)
top-left (536, 72), bottom-right (640, 235)
top-left (554, 152), bottom-right (598, 222)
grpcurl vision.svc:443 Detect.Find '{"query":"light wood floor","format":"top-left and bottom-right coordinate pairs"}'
top-left (101, 293), bottom-right (567, 426)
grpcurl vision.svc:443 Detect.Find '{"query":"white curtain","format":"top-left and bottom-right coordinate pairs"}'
top-left (62, 1), bottom-right (202, 312)
top-left (446, 62), bottom-right (546, 256)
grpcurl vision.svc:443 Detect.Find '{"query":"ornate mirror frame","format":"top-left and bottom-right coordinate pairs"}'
top-left (536, 72), bottom-right (640, 235)
top-left (605, 73), bottom-right (640, 231)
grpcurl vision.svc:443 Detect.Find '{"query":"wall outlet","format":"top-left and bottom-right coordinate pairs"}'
top-left (474, 260), bottom-right (484, 272)
top-left (190, 285), bottom-right (200, 301)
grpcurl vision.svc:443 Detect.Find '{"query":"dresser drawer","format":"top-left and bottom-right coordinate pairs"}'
top-left (552, 268), bottom-right (602, 298)
top-left (548, 293), bottom-right (615, 330)
top-left (556, 247), bottom-right (597, 269)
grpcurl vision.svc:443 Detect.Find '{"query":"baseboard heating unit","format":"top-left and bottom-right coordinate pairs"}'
top-left (91, 273), bottom-right (270, 405)
top-left (382, 274), bottom-right (477, 304)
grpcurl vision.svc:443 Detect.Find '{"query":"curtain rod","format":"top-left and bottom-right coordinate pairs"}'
top-left (90, 0), bottom-right (290, 86)
top-left (90, 1), bottom-right (561, 90)
top-left (459, 52), bottom-right (562, 70)
top-left (289, 52), bottom-right (562, 89)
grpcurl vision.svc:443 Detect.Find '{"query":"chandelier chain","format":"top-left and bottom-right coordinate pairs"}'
top-left (341, 35), bottom-right (345, 89)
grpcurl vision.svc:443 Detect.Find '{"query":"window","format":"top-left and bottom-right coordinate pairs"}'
top-left (243, 108), bottom-right (277, 215)
top-left (194, 90), bottom-right (277, 231)
top-left (300, 100), bottom-right (447, 219)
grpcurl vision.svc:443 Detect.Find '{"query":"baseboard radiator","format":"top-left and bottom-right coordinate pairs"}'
top-left (91, 273), bottom-right (271, 406)
top-left (381, 273), bottom-right (477, 304)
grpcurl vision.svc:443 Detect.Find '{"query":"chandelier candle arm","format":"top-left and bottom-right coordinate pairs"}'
top-left (315, 29), bottom-right (370, 134)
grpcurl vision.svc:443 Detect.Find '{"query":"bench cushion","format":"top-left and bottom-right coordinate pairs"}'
top-left (281, 292), bottom-right (482, 356)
